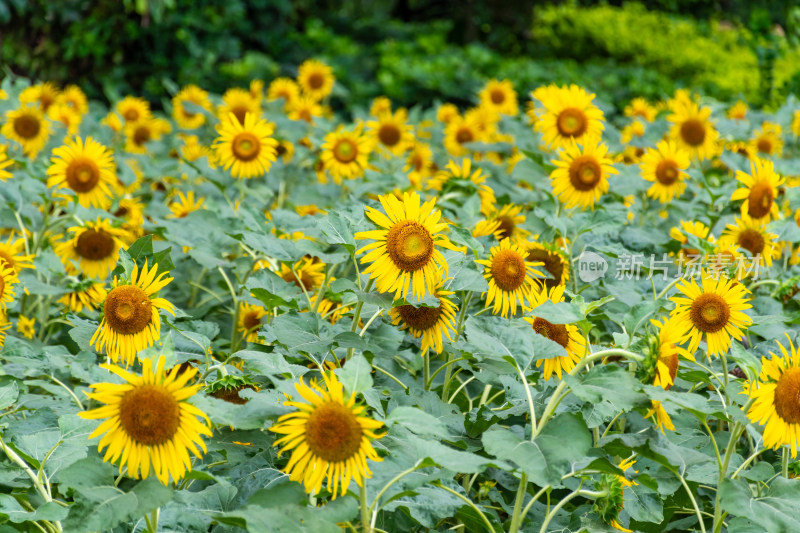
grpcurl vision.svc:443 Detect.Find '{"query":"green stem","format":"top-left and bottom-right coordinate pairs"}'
top-left (423, 352), bottom-right (430, 391)
top-left (538, 485), bottom-right (601, 533)
top-left (346, 279), bottom-right (373, 361)
top-left (431, 482), bottom-right (494, 533)
top-left (782, 447), bottom-right (789, 478)
top-left (360, 482), bottom-right (372, 533)
top-left (712, 410), bottom-right (751, 533)
top-left (508, 473), bottom-right (529, 533)
top-left (678, 474), bottom-right (707, 533)
top-left (367, 462), bottom-right (423, 520)
top-left (519, 485), bottom-right (550, 524)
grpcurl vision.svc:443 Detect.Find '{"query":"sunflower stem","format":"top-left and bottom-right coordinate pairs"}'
top-left (423, 352), bottom-right (430, 391)
top-left (508, 472), bottom-right (529, 533)
top-left (144, 507), bottom-right (159, 533)
top-left (678, 473), bottom-right (707, 533)
top-left (782, 447), bottom-right (789, 478)
top-left (346, 279), bottom-right (373, 361)
top-left (712, 400), bottom-right (752, 533)
top-left (442, 292), bottom-right (471, 401)
top-left (360, 482), bottom-right (372, 533)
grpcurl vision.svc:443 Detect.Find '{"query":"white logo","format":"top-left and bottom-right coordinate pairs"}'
top-left (577, 251), bottom-right (608, 282)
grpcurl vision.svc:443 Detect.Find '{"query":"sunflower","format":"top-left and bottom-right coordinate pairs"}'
top-left (745, 336), bottom-right (800, 457)
top-left (296, 205), bottom-right (327, 217)
top-left (214, 112), bottom-right (278, 179)
top-left (623, 98), bottom-right (657, 122)
top-left (287, 96), bottom-right (323, 124)
top-left (46, 136), bottom-right (118, 209)
top-left (669, 220), bottom-right (714, 260)
top-left (167, 191), bottom-right (205, 219)
top-left (550, 139), bottom-right (617, 210)
top-left (2, 106), bottom-right (51, 158)
top-left (297, 59), bottom-right (335, 101)
top-left (124, 117), bottom-right (171, 154)
top-left (668, 101), bottom-right (719, 161)
top-left (278, 257), bottom-right (326, 292)
top-left (17, 316), bottom-right (35, 339)
top-left (20, 82), bottom-right (60, 111)
top-left (267, 78), bottom-right (300, 108)
top-left (79, 355), bottom-right (212, 485)
top-left (320, 126), bottom-right (372, 183)
top-left (0, 150), bottom-right (12, 181)
top-left (366, 110), bottom-right (414, 157)
top-left (719, 215), bottom-right (780, 268)
top-left (91, 260), bottom-right (175, 366)
top-left (727, 101), bottom-right (748, 120)
top-left (237, 302), bottom-right (269, 343)
top-left (750, 122), bottom-right (783, 157)
top-left (114, 197), bottom-right (146, 237)
top-left (218, 88), bottom-right (261, 125)
top-left (436, 103), bottom-right (459, 124)
top-left (640, 140), bottom-right (690, 204)
top-left (0, 234), bottom-right (35, 272)
top-left (370, 96), bottom-right (393, 117)
top-left (730, 157), bottom-right (783, 222)
top-left (620, 120), bottom-right (645, 144)
top-left (669, 271), bottom-right (752, 358)
top-left (47, 103), bottom-right (82, 136)
top-left (404, 143), bottom-right (435, 188)
top-left (276, 139), bottom-right (295, 164)
top-left (116, 96), bottom-right (152, 124)
top-left (476, 239), bottom-right (542, 318)
top-left (58, 281), bottom-right (107, 313)
top-left (55, 218), bottom-right (129, 279)
top-left (526, 285), bottom-right (586, 379)
top-left (534, 84), bottom-right (605, 151)
top-left (594, 457), bottom-right (637, 533)
top-left (389, 279), bottom-right (458, 356)
top-left (479, 79), bottom-right (518, 116)
top-left (643, 318), bottom-right (692, 433)
top-left (172, 85), bottom-right (212, 129)
top-left (472, 203), bottom-right (530, 242)
top-left (443, 114), bottom-right (483, 157)
top-left (726, 141), bottom-right (755, 160)
top-left (355, 191), bottom-right (459, 301)
top-left (270, 371), bottom-right (383, 499)
top-left (525, 242), bottom-right (569, 290)
top-left (0, 262), bottom-right (19, 312)
top-left (429, 158), bottom-right (496, 216)
top-left (0, 314), bottom-right (9, 348)
top-left (59, 85), bottom-right (89, 115)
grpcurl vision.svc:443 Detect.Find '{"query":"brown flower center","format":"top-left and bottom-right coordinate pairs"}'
top-left (104, 285), bottom-right (152, 335)
top-left (232, 132), bottom-right (261, 162)
top-left (119, 385), bottom-right (180, 445)
top-left (75, 229), bottom-right (116, 261)
top-left (455, 127), bottom-right (474, 145)
top-left (747, 182), bottom-right (773, 219)
top-left (386, 220), bottom-right (434, 272)
top-left (689, 293), bottom-right (731, 333)
top-left (65, 158), bottom-right (100, 193)
top-left (531, 317), bottom-right (569, 348)
top-left (556, 108), bottom-right (587, 137)
top-left (378, 124), bottom-right (401, 147)
top-left (491, 249), bottom-right (527, 291)
top-left (756, 137), bottom-right (773, 154)
top-left (738, 229), bottom-right (765, 256)
top-left (568, 155), bottom-right (602, 191)
top-left (123, 108), bottom-right (140, 122)
top-left (396, 302), bottom-right (442, 331)
top-left (308, 72), bottom-right (325, 90)
top-left (774, 367), bottom-right (800, 424)
top-left (133, 126), bottom-right (151, 146)
top-left (680, 119), bottom-right (706, 146)
top-left (490, 89), bottom-right (506, 105)
top-left (13, 114), bottom-right (41, 139)
top-left (243, 311), bottom-right (262, 331)
top-left (231, 106), bottom-right (249, 125)
top-left (0, 276), bottom-right (5, 299)
top-left (0, 252), bottom-right (15, 270)
top-left (655, 160), bottom-right (680, 186)
top-left (333, 139), bottom-right (358, 163)
top-left (304, 402), bottom-right (363, 462)
top-left (495, 215), bottom-right (516, 240)
top-left (526, 248), bottom-right (565, 290)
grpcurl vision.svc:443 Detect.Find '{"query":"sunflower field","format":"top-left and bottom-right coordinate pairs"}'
top-left (2, 26), bottom-right (800, 533)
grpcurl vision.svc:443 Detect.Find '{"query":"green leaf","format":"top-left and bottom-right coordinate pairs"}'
top-left (529, 300), bottom-right (584, 324)
top-left (245, 269), bottom-right (303, 310)
top-left (720, 477), bottom-right (800, 533)
top-left (563, 364), bottom-right (649, 413)
top-left (624, 482), bottom-right (663, 523)
top-left (335, 353), bottom-right (373, 395)
top-left (319, 211), bottom-right (356, 254)
top-left (0, 382), bottom-right (19, 410)
top-left (386, 406), bottom-right (449, 439)
top-left (0, 498), bottom-right (69, 524)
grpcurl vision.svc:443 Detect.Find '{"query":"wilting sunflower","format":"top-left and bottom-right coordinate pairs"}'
top-left (526, 242), bottom-right (569, 290)
top-left (0, 150), bottom-right (12, 181)
top-left (218, 88), bottom-right (261, 125)
top-left (745, 335), bottom-right (800, 457)
top-left (623, 98), bottom-right (657, 122)
top-left (550, 139), bottom-right (617, 210)
top-left (124, 117), bottom-right (171, 154)
top-left (0, 263), bottom-right (19, 311)
top-left (526, 285), bottom-right (586, 379)
top-left (320, 126), bottom-right (372, 183)
top-left (668, 101), bottom-right (719, 161)
top-left (2, 106), bottom-right (51, 158)
top-left (46, 136), bottom-right (118, 209)
top-left (116, 96), bottom-right (152, 124)
top-left (267, 78), bottom-right (300, 108)
top-left (167, 191), bottom-right (205, 219)
top-left (594, 457), bottom-right (637, 533)
top-left (476, 238), bottom-right (542, 318)
top-left (20, 82), bottom-right (60, 111)
top-left (91, 260), bottom-right (175, 366)
top-left (640, 140), bottom-right (690, 204)
top-left (278, 256), bottom-right (326, 292)
top-left (429, 158), bottom-right (496, 216)
top-left (404, 143), bottom-right (435, 188)
top-left (214, 112), bottom-right (278, 179)
top-left (669, 271), bottom-right (752, 358)
top-left (749, 122), bottom-right (783, 157)
top-left (443, 114), bottom-right (483, 157)
top-left (367, 110), bottom-right (414, 157)
top-left (534, 84), bottom-right (605, 150)
top-left (472, 203), bottom-right (530, 242)
top-left (389, 278), bottom-right (458, 356)
top-left (643, 318), bottom-right (692, 433)
top-left (719, 215), bottom-right (780, 268)
top-left (297, 59), bottom-right (335, 101)
top-left (479, 79), bottom-right (518, 116)
top-left (0, 234), bottom-right (35, 272)
top-left (731, 157), bottom-right (783, 222)
top-left (59, 85), bottom-right (89, 115)
top-left (237, 302), bottom-right (269, 343)
top-left (270, 371), bottom-right (383, 499)
top-left (79, 355), bottom-right (212, 485)
top-left (172, 85), bottom-right (212, 129)
top-left (58, 281), bottom-right (107, 313)
top-left (355, 191), bottom-right (459, 301)
top-left (55, 218), bottom-right (129, 279)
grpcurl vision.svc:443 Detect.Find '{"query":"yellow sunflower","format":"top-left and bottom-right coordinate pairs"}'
top-left (2, 106), bottom-right (51, 158)
top-left (237, 302), bottom-right (269, 343)
top-left (668, 101), bottom-right (719, 161)
top-left (550, 139), bottom-right (617, 210)
top-left (370, 96), bottom-right (393, 117)
top-left (436, 103), bottom-right (459, 124)
top-left (443, 114), bottom-right (483, 157)
top-left (526, 285), bottom-right (586, 379)
top-left (624, 98), bottom-right (657, 122)
top-left (472, 203), bottom-right (530, 242)
top-left (476, 238), bottom-right (542, 318)
top-left (172, 85), bottom-right (213, 129)
top-left (719, 215), bottom-right (780, 268)
top-left (214, 112), bottom-right (278, 179)
top-left (731, 157), bottom-right (783, 222)
top-left (91, 260), bottom-right (175, 366)
top-left (267, 78), bottom-right (300, 108)
top-left (47, 103), bottom-right (82, 136)
top-left (278, 256), bottom-right (326, 292)
top-left (389, 279), bottom-right (458, 356)
top-left (750, 122), bottom-right (783, 157)
top-left (167, 191), bottom-right (205, 219)
top-left (116, 96), bottom-right (152, 124)
top-left (745, 336), bottom-right (800, 457)
top-left (17, 316), bottom-right (35, 339)
top-left (59, 85), bottom-right (89, 115)
top-left (727, 101), bottom-right (748, 120)
top-left (20, 82), bottom-right (60, 111)
top-left (270, 371), bottom-right (383, 499)
top-left (55, 218), bottom-right (129, 279)
top-left (355, 191), bottom-right (459, 301)
top-left (58, 281), bottom-right (107, 313)
top-left (479, 79), bottom-right (518, 116)
top-left (0, 314), bottom-right (10, 348)
top-left (287, 96), bottom-right (323, 124)
top-left (644, 318), bottom-right (692, 433)
top-left (0, 234), bottom-right (35, 272)
top-left (0, 150), bottom-right (12, 181)
top-left (669, 220), bottom-right (714, 260)
top-left (124, 117), bottom-right (171, 154)
top-left (0, 262), bottom-right (19, 312)
top-left (218, 88), bottom-right (261, 125)
top-left (640, 140), bottom-right (690, 204)
top-left (525, 242), bottom-right (569, 290)
top-left (594, 457), bottom-right (638, 533)
top-left (297, 59), bottom-right (335, 101)
top-left (428, 158), bottom-right (496, 216)
top-left (534, 84), bottom-right (605, 150)
top-left (46, 136), bottom-right (118, 209)
top-left (367, 110), bottom-right (414, 157)
top-left (669, 271), bottom-right (752, 358)
top-left (79, 355), bottom-right (212, 485)
top-left (320, 126), bottom-right (372, 183)
top-left (404, 143), bottom-right (435, 188)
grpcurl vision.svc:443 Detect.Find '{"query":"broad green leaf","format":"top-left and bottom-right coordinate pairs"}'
top-left (335, 353), bottom-right (373, 395)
